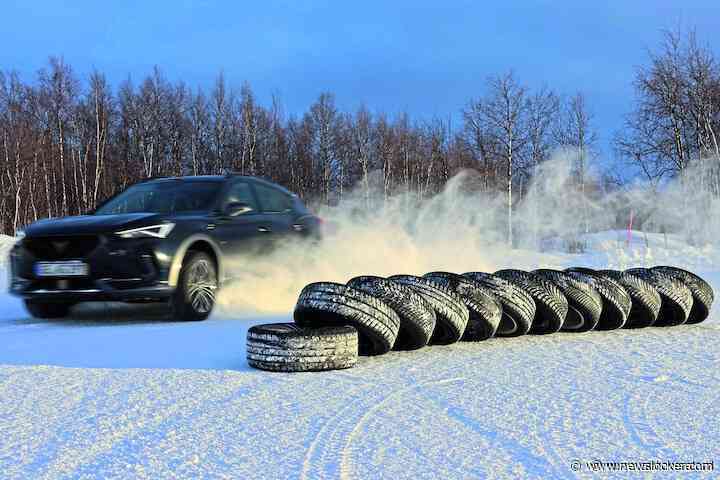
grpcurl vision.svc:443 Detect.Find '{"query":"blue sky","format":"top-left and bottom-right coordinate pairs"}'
top-left (1, 0), bottom-right (718, 155)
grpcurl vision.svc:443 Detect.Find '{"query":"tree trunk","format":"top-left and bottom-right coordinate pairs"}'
top-left (507, 154), bottom-right (513, 246)
top-left (58, 119), bottom-right (68, 216)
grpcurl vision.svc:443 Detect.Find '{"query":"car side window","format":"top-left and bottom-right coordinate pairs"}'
top-left (254, 184), bottom-right (292, 213)
top-left (223, 181), bottom-right (258, 213)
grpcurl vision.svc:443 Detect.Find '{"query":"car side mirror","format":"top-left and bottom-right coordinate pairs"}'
top-left (225, 202), bottom-right (254, 217)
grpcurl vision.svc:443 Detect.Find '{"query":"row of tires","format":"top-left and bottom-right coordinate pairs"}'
top-left (246, 265), bottom-right (714, 372)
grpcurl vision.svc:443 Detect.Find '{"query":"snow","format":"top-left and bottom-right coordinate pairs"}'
top-left (1, 231), bottom-right (719, 479)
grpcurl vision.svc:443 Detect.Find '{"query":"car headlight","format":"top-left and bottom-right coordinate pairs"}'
top-left (115, 223), bottom-right (175, 239)
top-left (15, 229), bottom-right (25, 243)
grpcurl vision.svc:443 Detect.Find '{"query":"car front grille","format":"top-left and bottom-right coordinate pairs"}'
top-left (24, 235), bottom-right (100, 260)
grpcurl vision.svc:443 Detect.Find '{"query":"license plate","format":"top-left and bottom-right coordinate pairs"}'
top-left (34, 261), bottom-right (89, 277)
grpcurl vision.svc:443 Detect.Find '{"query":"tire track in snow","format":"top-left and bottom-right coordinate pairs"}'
top-left (620, 369), bottom-right (720, 461)
top-left (300, 381), bottom-right (437, 479)
top-left (403, 341), bottom-right (572, 479)
top-left (621, 383), bottom-right (677, 459)
top-left (438, 401), bottom-right (568, 479)
top-left (337, 377), bottom-right (467, 480)
top-left (616, 327), bottom-right (712, 460)
top-left (336, 340), bottom-right (570, 480)
top-left (300, 383), bottom-right (386, 480)
top-left (300, 360), bottom-right (471, 480)
top-left (524, 336), bottom-right (593, 478)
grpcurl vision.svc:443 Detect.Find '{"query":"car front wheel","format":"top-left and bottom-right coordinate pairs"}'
top-left (171, 251), bottom-right (218, 321)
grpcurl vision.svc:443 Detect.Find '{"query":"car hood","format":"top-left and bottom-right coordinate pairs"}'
top-left (24, 213), bottom-right (164, 236)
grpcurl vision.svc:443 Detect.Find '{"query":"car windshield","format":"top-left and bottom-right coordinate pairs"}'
top-left (95, 181), bottom-right (221, 215)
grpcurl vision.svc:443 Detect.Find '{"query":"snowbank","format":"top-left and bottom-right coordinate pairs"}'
top-left (539, 229), bottom-right (720, 273)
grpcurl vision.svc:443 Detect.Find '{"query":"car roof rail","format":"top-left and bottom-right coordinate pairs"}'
top-left (223, 173), bottom-right (297, 195)
top-left (136, 175), bottom-right (179, 183)
top-left (224, 171), bottom-right (254, 178)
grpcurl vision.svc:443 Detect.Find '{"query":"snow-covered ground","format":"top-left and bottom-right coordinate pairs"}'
top-left (1, 231), bottom-right (719, 479)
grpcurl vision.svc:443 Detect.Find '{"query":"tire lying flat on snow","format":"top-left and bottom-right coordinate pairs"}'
top-left (294, 282), bottom-right (400, 355)
top-left (598, 270), bottom-right (661, 328)
top-left (652, 266), bottom-right (713, 324)
top-left (532, 269), bottom-right (602, 332)
top-left (247, 323), bottom-right (358, 372)
top-left (625, 268), bottom-right (693, 327)
top-left (462, 272), bottom-right (535, 337)
top-left (565, 268), bottom-right (631, 330)
top-left (423, 272), bottom-right (502, 341)
top-left (347, 275), bottom-right (436, 350)
top-left (388, 275), bottom-right (469, 345)
top-left (494, 269), bottom-right (568, 334)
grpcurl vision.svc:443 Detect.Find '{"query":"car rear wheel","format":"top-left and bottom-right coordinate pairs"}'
top-left (171, 251), bottom-right (218, 321)
top-left (24, 300), bottom-right (72, 319)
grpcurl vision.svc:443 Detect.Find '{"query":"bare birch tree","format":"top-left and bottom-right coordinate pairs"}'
top-left (481, 72), bottom-right (528, 245)
top-left (556, 92), bottom-right (596, 233)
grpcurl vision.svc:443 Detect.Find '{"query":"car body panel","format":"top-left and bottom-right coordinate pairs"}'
top-left (25, 213), bottom-right (163, 236)
top-left (166, 233), bottom-right (225, 288)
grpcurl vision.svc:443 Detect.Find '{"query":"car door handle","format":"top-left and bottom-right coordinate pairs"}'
top-left (258, 226), bottom-right (272, 233)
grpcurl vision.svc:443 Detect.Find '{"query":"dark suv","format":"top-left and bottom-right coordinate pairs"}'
top-left (9, 175), bottom-right (321, 320)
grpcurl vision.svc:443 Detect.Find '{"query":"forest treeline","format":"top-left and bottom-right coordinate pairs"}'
top-left (0, 29), bottom-right (717, 238)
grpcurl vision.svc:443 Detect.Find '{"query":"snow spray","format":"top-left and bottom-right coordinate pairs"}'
top-left (216, 150), bottom-right (720, 315)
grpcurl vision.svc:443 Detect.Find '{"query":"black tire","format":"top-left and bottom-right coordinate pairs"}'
top-left (247, 323), bottom-right (358, 372)
top-left (652, 266), bottom-right (713, 324)
top-left (171, 251), bottom-right (218, 321)
top-left (294, 282), bottom-right (400, 355)
top-left (388, 275), bottom-right (469, 345)
top-left (565, 268), bottom-right (631, 330)
top-left (423, 272), bottom-right (502, 341)
top-left (462, 272), bottom-right (535, 337)
top-left (532, 269), bottom-right (603, 332)
top-left (494, 269), bottom-right (568, 334)
top-left (347, 276), bottom-right (436, 350)
top-left (625, 268), bottom-right (694, 327)
top-left (598, 270), bottom-right (661, 328)
top-left (24, 300), bottom-right (72, 319)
